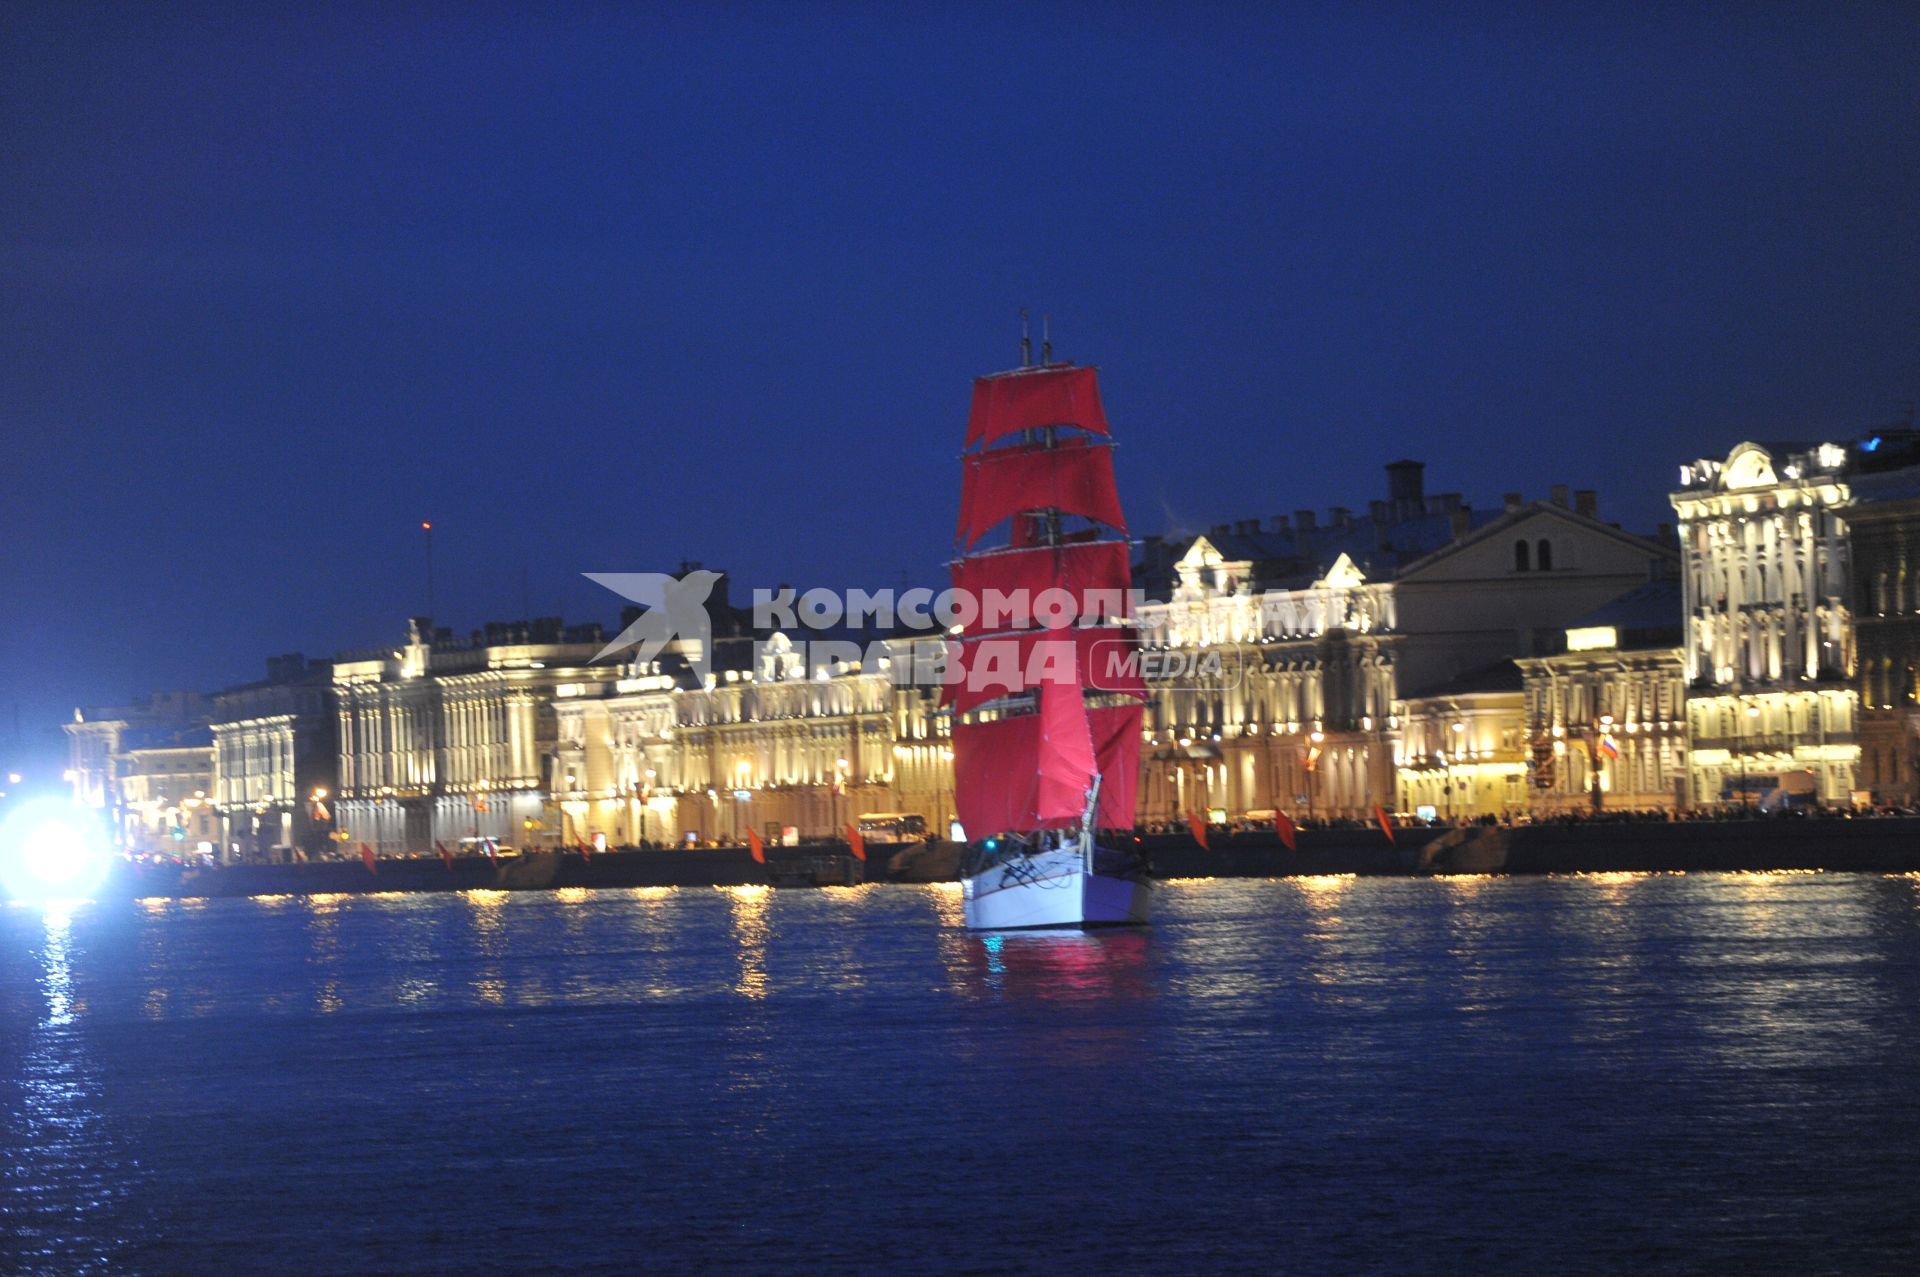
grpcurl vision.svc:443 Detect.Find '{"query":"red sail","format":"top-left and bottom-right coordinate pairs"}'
top-left (943, 626), bottom-right (1147, 713)
top-left (956, 436), bottom-right (1125, 547)
top-left (1090, 702), bottom-right (1144, 830)
top-left (966, 365), bottom-right (1109, 449)
top-left (953, 715), bottom-right (1041, 836)
top-left (950, 540), bottom-right (1131, 634)
top-left (1035, 678), bottom-right (1097, 824)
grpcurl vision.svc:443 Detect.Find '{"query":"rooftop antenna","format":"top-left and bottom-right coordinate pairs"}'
top-left (1041, 313), bottom-right (1052, 365)
top-left (1019, 308), bottom-right (1032, 368)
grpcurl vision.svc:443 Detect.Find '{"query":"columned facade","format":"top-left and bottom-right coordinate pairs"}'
top-left (556, 636), bottom-right (950, 846)
top-left (1135, 543), bottom-right (1399, 822)
top-left (1519, 638), bottom-right (1687, 814)
top-left (331, 618), bottom-right (620, 854)
top-left (1674, 442), bottom-right (1859, 804)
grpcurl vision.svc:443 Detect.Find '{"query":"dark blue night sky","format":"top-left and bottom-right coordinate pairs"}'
top-left (3, 3), bottom-right (1918, 761)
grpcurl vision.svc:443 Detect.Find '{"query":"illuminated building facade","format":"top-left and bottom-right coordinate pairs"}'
top-left (553, 632), bottom-right (951, 846)
top-left (1842, 459), bottom-right (1920, 803)
top-left (332, 617), bottom-right (622, 853)
top-left (64, 691), bottom-right (211, 850)
top-left (116, 738), bottom-right (217, 854)
top-left (1395, 663), bottom-right (1527, 819)
top-left (1132, 462), bottom-right (1678, 822)
top-left (1517, 582), bottom-right (1687, 813)
top-left (209, 655), bottom-right (336, 862)
top-left (1672, 441), bottom-right (1862, 804)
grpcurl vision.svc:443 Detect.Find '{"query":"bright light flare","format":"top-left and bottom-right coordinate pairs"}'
top-left (0, 799), bottom-right (112, 902)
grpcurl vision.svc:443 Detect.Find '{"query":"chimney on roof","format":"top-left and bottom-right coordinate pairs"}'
top-left (1574, 489), bottom-right (1597, 518)
top-left (1209, 523), bottom-right (1229, 538)
top-left (1450, 509), bottom-right (1471, 540)
top-left (1328, 507), bottom-right (1351, 528)
top-left (1237, 519), bottom-right (1259, 536)
top-left (1504, 492), bottom-right (1523, 511)
top-left (1550, 484), bottom-right (1570, 507)
top-left (1385, 459), bottom-right (1424, 505)
top-left (1370, 500), bottom-right (1391, 523)
top-left (1294, 509), bottom-right (1315, 531)
top-left (265, 653), bottom-right (307, 683)
top-left (1268, 514), bottom-right (1290, 533)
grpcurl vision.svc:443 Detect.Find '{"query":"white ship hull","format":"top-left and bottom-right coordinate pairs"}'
top-left (961, 848), bottom-right (1152, 930)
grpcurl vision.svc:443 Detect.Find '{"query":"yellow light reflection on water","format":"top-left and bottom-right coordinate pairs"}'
top-left (726, 884), bottom-right (771, 999)
top-left (303, 893), bottom-right (344, 1014)
top-left (556, 887), bottom-right (590, 904)
top-left (928, 883), bottom-right (964, 930)
top-left (463, 887), bottom-right (508, 1003)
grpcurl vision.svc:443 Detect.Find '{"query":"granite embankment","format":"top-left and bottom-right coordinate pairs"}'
top-left (61, 816), bottom-right (1920, 901)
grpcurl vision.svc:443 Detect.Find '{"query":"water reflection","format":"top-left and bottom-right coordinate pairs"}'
top-left (304, 892), bottom-right (344, 1014)
top-left (726, 884), bottom-right (771, 999)
top-left (949, 928), bottom-right (1153, 1002)
top-left (464, 889), bottom-right (509, 1005)
top-left (14, 906), bottom-right (128, 1273)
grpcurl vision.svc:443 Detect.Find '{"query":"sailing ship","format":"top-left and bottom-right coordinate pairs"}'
top-left (948, 337), bottom-right (1152, 929)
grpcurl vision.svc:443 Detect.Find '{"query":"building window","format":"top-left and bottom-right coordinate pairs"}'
top-left (1515, 540), bottom-right (1531, 572)
top-left (1536, 539), bottom-right (1554, 571)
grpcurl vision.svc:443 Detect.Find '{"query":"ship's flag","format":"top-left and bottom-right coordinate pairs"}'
top-left (437, 840), bottom-right (453, 871)
top-left (845, 823), bottom-right (866, 862)
top-left (360, 842), bottom-right (378, 875)
top-left (484, 838), bottom-right (498, 862)
top-left (1373, 805), bottom-right (1396, 845)
top-left (578, 838), bottom-right (592, 861)
top-left (292, 847), bottom-right (308, 864)
top-left (748, 828), bottom-right (766, 864)
top-left (1186, 810), bottom-right (1210, 851)
top-left (1598, 735), bottom-right (1620, 760)
top-left (1275, 810), bottom-right (1297, 851)
top-left (311, 799), bottom-right (330, 823)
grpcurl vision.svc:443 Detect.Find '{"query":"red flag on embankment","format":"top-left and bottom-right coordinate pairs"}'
top-left (748, 828), bottom-right (765, 864)
top-left (360, 843), bottom-right (378, 875)
top-left (437, 841), bottom-right (453, 871)
top-left (1373, 805), bottom-right (1396, 845)
top-left (1186, 810), bottom-right (1210, 851)
top-left (1275, 810), bottom-right (1297, 851)
top-left (845, 823), bottom-right (866, 862)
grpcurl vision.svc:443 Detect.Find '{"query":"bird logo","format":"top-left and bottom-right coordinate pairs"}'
top-left (585, 569), bottom-right (723, 677)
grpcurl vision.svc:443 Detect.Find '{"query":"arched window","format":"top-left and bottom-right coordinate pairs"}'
top-left (1514, 540), bottom-right (1530, 572)
top-left (1536, 539), bottom-right (1553, 571)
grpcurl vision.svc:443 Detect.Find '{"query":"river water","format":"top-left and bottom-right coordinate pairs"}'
top-left (3, 874), bottom-right (1917, 1275)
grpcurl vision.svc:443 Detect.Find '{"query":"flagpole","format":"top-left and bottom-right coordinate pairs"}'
top-left (422, 521), bottom-right (434, 619)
